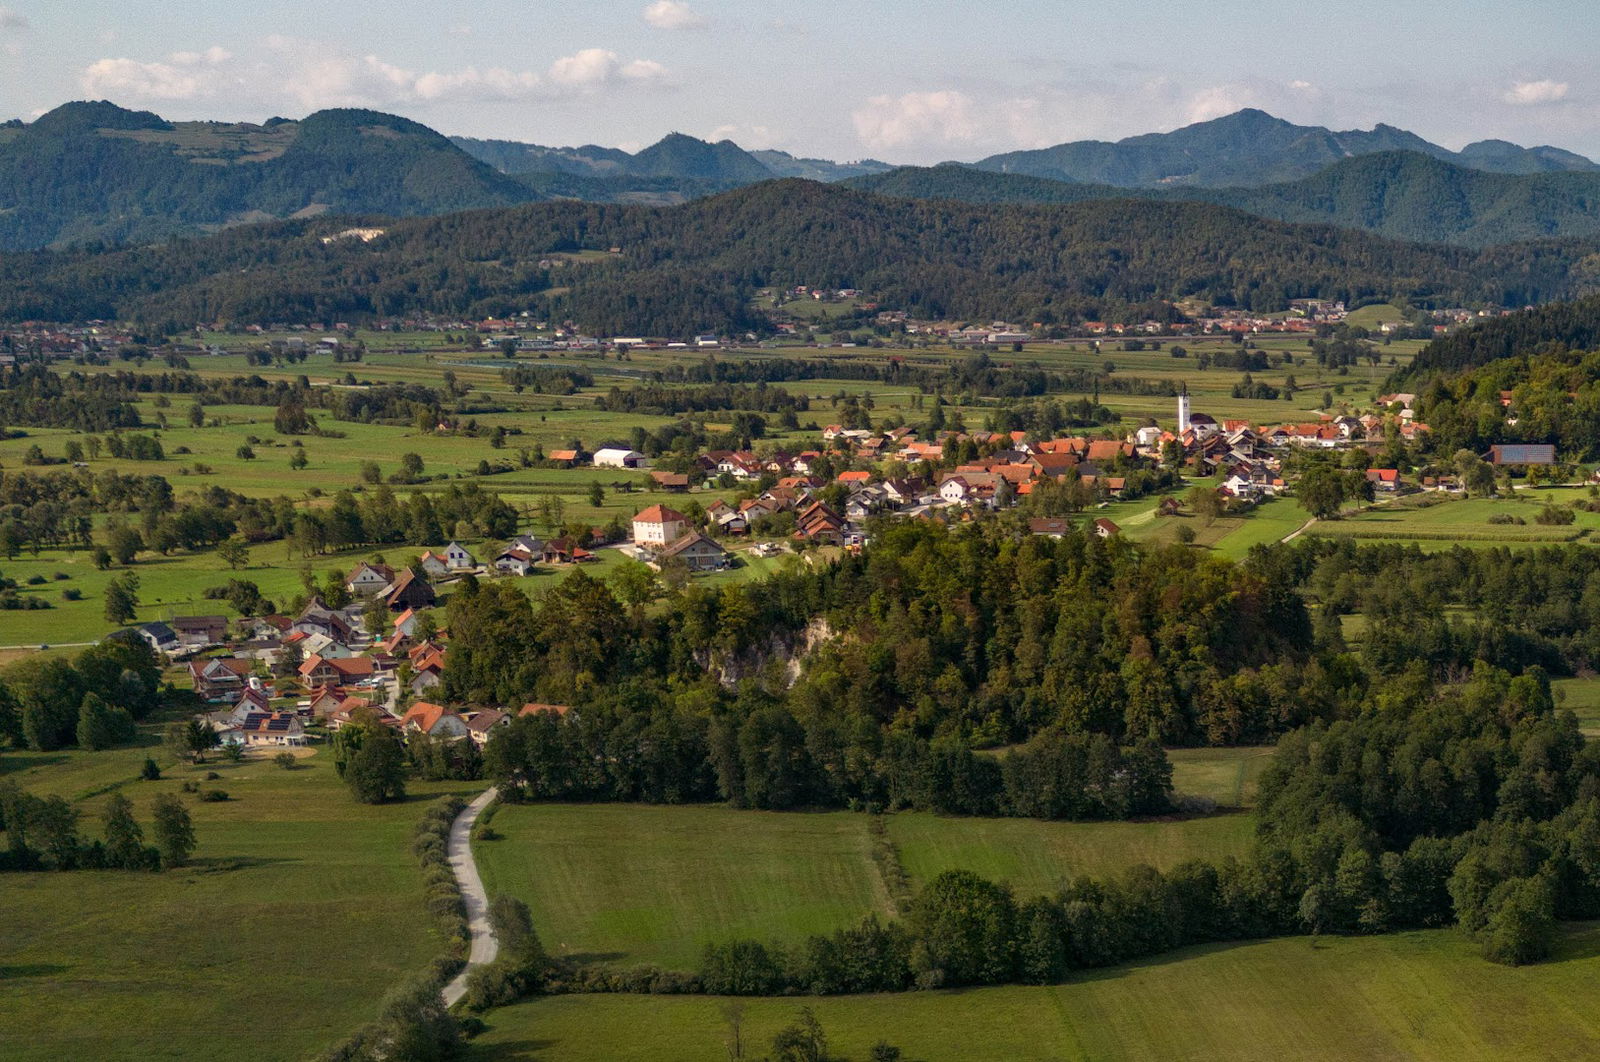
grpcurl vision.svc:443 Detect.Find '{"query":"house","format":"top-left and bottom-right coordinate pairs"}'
top-left (593, 447), bottom-right (646, 469)
top-left (292, 597), bottom-right (357, 645)
top-left (547, 448), bottom-right (583, 467)
top-left (135, 622), bottom-right (181, 655)
top-left (346, 561), bottom-right (396, 596)
top-left (299, 653), bottom-right (377, 689)
top-left (401, 701), bottom-right (471, 740)
top-left (494, 548), bottom-right (536, 576)
top-left (656, 531), bottom-right (730, 572)
top-left (380, 569), bottom-right (437, 612)
top-left (171, 615), bottom-right (229, 647)
top-left (1092, 518), bottom-right (1121, 538)
top-left (444, 541), bottom-right (477, 571)
top-left (508, 534), bottom-right (544, 556)
top-left (463, 709), bottom-right (509, 747)
top-left (188, 656), bottom-right (255, 702)
top-left (241, 711), bottom-right (306, 747)
top-left (649, 470), bottom-right (690, 492)
top-left (1028, 518), bottom-right (1072, 538)
top-left (1488, 444), bottom-right (1556, 466)
top-left (633, 504), bottom-right (691, 547)
top-left (1365, 468), bottom-right (1401, 491)
top-left (715, 509), bottom-right (749, 535)
top-left (391, 608), bottom-right (421, 640)
top-left (541, 537), bottom-right (594, 564)
top-left (418, 551), bottom-right (451, 578)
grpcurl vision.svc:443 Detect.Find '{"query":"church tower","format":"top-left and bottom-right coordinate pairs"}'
top-left (1177, 389), bottom-right (1191, 434)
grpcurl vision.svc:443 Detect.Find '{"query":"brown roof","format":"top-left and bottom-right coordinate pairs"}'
top-left (634, 504), bottom-right (689, 524)
top-left (401, 701), bottom-right (457, 732)
top-left (649, 471), bottom-right (690, 487)
top-left (658, 531), bottom-right (728, 560)
top-left (518, 702), bottom-right (572, 718)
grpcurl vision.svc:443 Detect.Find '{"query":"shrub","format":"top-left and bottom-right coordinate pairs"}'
top-left (139, 757), bottom-right (161, 781)
top-left (198, 789), bottom-right (230, 802)
top-left (274, 751), bottom-right (297, 770)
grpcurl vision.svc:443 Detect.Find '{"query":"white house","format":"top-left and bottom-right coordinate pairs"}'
top-left (593, 447), bottom-right (645, 469)
top-left (345, 562), bottom-right (396, 596)
top-left (444, 541), bottom-right (477, 570)
top-left (494, 547), bottom-right (536, 576)
top-left (418, 551), bottom-right (451, 578)
top-left (632, 504), bottom-right (691, 547)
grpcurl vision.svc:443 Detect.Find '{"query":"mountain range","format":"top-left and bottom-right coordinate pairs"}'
top-left (971, 108), bottom-right (1599, 186)
top-left (2, 100), bottom-right (1600, 253)
top-left (0, 180), bottom-right (1591, 334)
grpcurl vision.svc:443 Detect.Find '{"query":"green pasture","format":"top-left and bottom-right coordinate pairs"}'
top-left (1305, 490), bottom-right (1600, 547)
top-left (0, 724), bottom-right (475, 1062)
top-left (461, 924), bottom-right (1600, 1062)
top-left (474, 803), bottom-right (889, 970)
top-left (888, 812), bottom-right (1254, 898)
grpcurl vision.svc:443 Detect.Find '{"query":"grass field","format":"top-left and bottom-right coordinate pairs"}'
top-left (474, 804), bottom-right (890, 970)
top-left (461, 923), bottom-right (1600, 1062)
top-left (0, 723), bottom-right (476, 1061)
top-left (1555, 677), bottom-right (1600, 735)
top-left (473, 748), bottom-right (1275, 969)
top-left (889, 812), bottom-right (1254, 898)
top-left (1306, 489), bottom-right (1600, 548)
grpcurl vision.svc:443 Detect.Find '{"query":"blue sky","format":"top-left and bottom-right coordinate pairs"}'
top-left (0, 0), bottom-right (1595, 163)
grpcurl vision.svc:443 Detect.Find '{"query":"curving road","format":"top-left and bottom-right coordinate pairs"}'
top-left (441, 787), bottom-right (500, 1008)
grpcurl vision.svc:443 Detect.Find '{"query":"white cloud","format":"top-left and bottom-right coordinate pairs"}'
top-left (1504, 79), bottom-right (1569, 106)
top-left (0, 7), bottom-right (28, 30)
top-left (548, 48), bottom-right (668, 89)
top-left (82, 47), bottom-right (233, 101)
top-left (79, 41), bottom-right (670, 111)
top-left (644, 1), bottom-right (706, 30)
top-left (852, 90), bottom-right (979, 151)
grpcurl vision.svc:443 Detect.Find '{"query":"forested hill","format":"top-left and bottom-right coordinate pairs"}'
top-left (848, 152), bottom-right (1600, 247)
top-left (0, 101), bottom-right (540, 250)
top-left (1, 180), bottom-right (1592, 335)
top-left (1401, 294), bottom-right (1600, 378)
top-left (973, 107), bottom-right (1600, 187)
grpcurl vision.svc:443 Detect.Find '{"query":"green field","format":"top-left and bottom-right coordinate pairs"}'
top-left (889, 812), bottom-right (1253, 898)
top-left (461, 923), bottom-right (1600, 1062)
top-left (0, 726), bottom-right (474, 1061)
top-left (1555, 677), bottom-right (1600, 735)
top-left (1305, 490), bottom-right (1600, 547)
top-left (474, 804), bottom-right (890, 969)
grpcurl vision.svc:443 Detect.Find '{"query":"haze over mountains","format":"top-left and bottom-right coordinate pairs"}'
top-left (2, 99), bottom-right (1600, 253)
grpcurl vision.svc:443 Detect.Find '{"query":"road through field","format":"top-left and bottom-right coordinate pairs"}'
top-left (443, 788), bottom-right (501, 1007)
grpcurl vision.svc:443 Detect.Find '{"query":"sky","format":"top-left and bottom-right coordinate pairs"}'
top-left (0, 0), bottom-right (1597, 164)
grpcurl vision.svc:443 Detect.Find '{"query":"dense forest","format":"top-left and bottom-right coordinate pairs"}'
top-left (1404, 294), bottom-right (1600, 378)
top-left (852, 152), bottom-right (1600, 247)
top-left (0, 103), bottom-right (537, 250)
top-left (0, 181), bottom-right (1591, 334)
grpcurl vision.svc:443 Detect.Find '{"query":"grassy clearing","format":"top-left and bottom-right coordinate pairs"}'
top-left (1555, 677), bottom-right (1600, 736)
top-left (1168, 745), bottom-right (1276, 808)
top-left (887, 812), bottom-right (1254, 898)
top-left (474, 804), bottom-right (889, 970)
top-left (0, 722), bottom-right (477, 1062)
top-left (461, 923), bottom-right (1600, 1062)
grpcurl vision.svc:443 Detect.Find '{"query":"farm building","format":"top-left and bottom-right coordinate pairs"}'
top-left (1488, 444), bottom-right (1555, 466)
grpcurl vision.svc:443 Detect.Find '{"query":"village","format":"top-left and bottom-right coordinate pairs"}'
top-left (139, 383), bottom-right (1533, 761)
